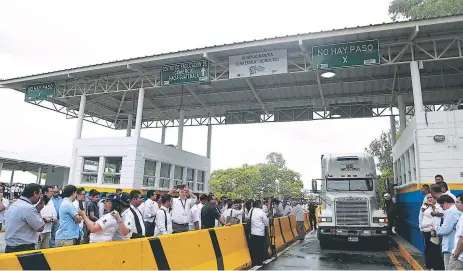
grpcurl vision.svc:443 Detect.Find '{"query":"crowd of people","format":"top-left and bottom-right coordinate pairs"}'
top-left (0, 183), bottom-right (317, 266)
top-left (0, 183), bottom-right (32, 200)
top-left (418, 175), bottom-right (463, 270)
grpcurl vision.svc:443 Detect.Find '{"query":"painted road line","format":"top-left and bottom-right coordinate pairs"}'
top-left (387, 251), bottom-right (405, 270)
top-left (394, 239), bottom-right (424, 270)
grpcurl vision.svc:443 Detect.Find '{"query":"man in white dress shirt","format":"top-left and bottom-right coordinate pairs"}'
top-left (291, 201), bottom-right (305, 240)
top-left (155, 194), bottom-right (173, 236)
top-left (142, 190), bottom-right (159, 237)
top-left (249, 200), bottom-right (269, 266)
top-left (0, 186), bottom-right (10, 231)
top-left (440, 182), bottom-right (457, 202)
top-left (449, 193), bottom-right (463, 270)
top-left (189, 197), bottom-right (200, 231)
top-left (168, 185), bottom-right (197, 233)
top-left (283, 201), bottom-right (292, 216)
top-left (128, 190), bottom-right (145, 237)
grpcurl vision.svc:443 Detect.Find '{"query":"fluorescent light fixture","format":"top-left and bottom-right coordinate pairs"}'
top-left (320, 71), bottom-right (336, 78)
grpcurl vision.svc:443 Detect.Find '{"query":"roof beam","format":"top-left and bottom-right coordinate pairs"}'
top-left (409, 25), bottom-right (419, 41)
top-left (113, 91), bottom-right (127, 125)
top-left (298, 40), bottom-right (312, 64)
top-left (126, 64), bottom-right (145, 73)
top-left (184, 85), bottom-right (215, 116)
top-left (245, 78), bottom-right (269, 114)
top-left (146, 86), bottom-right (463, 114)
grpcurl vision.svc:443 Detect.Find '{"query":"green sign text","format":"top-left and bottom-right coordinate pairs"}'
top-left (161, 60), bottom-right (209, 86)
top-left (25, 82), bottom-right (56, 101)
top-left (312, 40), bottom-right (380, 70)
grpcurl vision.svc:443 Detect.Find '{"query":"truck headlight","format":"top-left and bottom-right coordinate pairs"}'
top-left (373, 217), bottom-right (388, 223)
top-left (318, 217), bottom-right (333, 223)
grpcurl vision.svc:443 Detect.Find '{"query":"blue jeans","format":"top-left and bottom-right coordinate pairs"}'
top-left (49, 221), bottom-right (59, 248)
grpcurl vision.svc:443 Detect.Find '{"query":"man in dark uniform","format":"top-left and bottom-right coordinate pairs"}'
top-left (201, 194), bottom-right (229, 229)
top-left (384, 193), bottom-right (397, 235)
top-left (308, 201), bottom-right (318, 231)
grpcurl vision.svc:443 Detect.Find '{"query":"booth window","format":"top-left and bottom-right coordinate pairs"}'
top-left (103, 157), bottom-right (122, 185)
top-left (197, 170), bottom-right (205, 191)
top-left (143, 159), bottom-right (156, 187)
top-left (160, 163), bottom-right (171, 188)
top-left (81, 157), bottom-right (99, 183)
top-left (187, 168), bottom-right (194, 190)
top-left (174, 166), bottom-right (184, 186)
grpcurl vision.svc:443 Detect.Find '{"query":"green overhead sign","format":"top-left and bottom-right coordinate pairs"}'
top-left (312, 40), bottom-right (380, 70)
top-left (25, 82), bottom-right (56, 101)
top-left (161, 60), bottom-right (209, 86)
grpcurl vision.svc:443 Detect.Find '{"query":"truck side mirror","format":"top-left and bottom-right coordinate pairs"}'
top-left (312, 179), bottom-right (318, 193)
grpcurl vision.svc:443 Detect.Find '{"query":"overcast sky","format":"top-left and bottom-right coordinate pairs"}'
top-left (0, 0), bottom-right (393, 188)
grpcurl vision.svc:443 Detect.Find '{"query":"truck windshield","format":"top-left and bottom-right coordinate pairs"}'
top-left (326, 179), bottom-right (373, 191)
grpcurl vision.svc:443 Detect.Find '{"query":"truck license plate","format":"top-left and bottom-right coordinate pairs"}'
top-left (348, 237), bottom-right (359, 242)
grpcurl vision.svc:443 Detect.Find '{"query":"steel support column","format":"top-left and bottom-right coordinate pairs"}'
top-left (134, 88), bottom-right (145, 138)
top-left (398, 95), bottom-right (406, 132)
top-left (161, 126), bottom-right (166, 144)
top-left (177, 110), bottom-right (184, 150)
top-left (206, 124), bottom-right (212, 158)
top-left (98, 157), bottom-right (105, 184)
top-left (70, 94), bottom-right (86, 185)
top-left (410, 61), bottom-right (424, 113)
top-left (37, 166), bottom-right (42, 185)
top-left (193, 169), bottom-right (198, 191)
top-left (9, 169), bottom-right (14, 187)
top-left (75, 95), bottom-right (86, 139)
top-left (126, 114), bottom-right (133, 137)
top-left (390, 115), bottom-right (397, 145)
top-left (154, 161), bottom-right (161, 189)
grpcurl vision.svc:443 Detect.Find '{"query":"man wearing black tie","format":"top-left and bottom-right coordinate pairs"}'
top-left (128, 190), bottom-right (145, 237)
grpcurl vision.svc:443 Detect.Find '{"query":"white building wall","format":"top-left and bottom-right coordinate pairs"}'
top-left (393, 110), bottom-right (463, 186)
top-left (71, 137), bottom-right (211, 193)
top-left (415, 110), bottom-right (463, 183)
top-left (137, 138), bottom-right (211, 193)
top-left (45, 166), bottom-right (69, 188)
top-left (72, 137), bottom-right (138, 189)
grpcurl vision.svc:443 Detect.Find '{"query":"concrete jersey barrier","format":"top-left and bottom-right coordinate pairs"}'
top-left (0, 225), bottom-right (251, 270)
top-left (0, 214), bottom-right (311, 270)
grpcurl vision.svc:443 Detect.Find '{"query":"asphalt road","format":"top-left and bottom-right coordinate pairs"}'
top-left (260, 230), bottom-right (409, 270)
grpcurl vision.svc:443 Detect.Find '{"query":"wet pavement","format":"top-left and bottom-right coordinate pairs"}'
top-left (260, 230), bottom-right (407, 270)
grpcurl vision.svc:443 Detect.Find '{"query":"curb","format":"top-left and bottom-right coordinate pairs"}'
top-left (391, 236), bottom-right (424, 270)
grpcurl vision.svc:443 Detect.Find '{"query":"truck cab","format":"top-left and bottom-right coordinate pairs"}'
top-left (313, 153), bottom-right (388, 249)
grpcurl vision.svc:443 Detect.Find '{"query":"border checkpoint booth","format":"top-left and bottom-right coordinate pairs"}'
top-left (0, 15), bottom-right (462, 250)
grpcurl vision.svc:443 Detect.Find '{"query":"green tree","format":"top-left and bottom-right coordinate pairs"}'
top-left (389, 0), bottom-right (463, 21)
top-left (210, 153), bottom-right (304, 199)
top-left (265, 152), bottom-right (286, 168)
top-left (368, 129), bottom-right (395, 206)
top-left (367, 130), bottom-right (393, 172)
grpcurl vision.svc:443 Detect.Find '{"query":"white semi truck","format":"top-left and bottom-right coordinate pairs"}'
top-left (312, 153), bottom-right (389, 248)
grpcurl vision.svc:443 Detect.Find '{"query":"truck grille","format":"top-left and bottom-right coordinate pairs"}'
top-left (335, 198), bottom-right (369, 226)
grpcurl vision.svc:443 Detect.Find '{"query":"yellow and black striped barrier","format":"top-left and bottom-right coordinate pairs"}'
top-left (0, 213), bottom-right (313, 270)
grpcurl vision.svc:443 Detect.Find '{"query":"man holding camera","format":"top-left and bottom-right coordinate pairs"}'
top-left (168, 184), bottom-right (197, 233)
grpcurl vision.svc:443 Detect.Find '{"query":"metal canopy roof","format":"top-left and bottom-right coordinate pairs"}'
top-left (2, 15), bottom-right (463, 129)
top-left (0, 150), bottom-right (69, 172)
